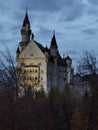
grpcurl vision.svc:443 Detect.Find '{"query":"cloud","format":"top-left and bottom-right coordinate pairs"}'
top-left (88, 0), bottom-right (98, 5)
top-left (82, 28), bottom-right (96, 35)
top-left (64, 49), bottom-right (78, 56)
top-left (35, 26), bottom-right (51, 39)
top-left (33, 25), bottom-right (53, 47)
top-left (0, 0), bottom-right (98, 69)
top-left (64, 1), bottom-right (86, 21)
top-left (20, 0), bottom-right (64, 12)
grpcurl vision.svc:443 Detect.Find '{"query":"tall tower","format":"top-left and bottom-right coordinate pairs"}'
top-left (50, 31), bottom-right (58, 58)
top-left (50, 31), bottom-right (59, 87)
top-left (20, 10), bottom-right (31, 51)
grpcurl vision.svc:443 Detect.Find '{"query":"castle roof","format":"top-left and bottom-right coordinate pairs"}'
top-left (16, 46), bottom-right (20, 53)
top-left (34, 40), bottom-right (48, 53)
top-left (65, 56), bottom-right (72, 61)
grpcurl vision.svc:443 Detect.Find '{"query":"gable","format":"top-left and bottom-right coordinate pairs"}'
top-left (19, 40), bottom-right (46, 59)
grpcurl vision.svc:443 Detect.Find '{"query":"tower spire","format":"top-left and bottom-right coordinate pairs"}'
top-left (50, 31), bottom-right (58, 57)
top-left (22, 8), bottom-right (30, 27)
top-left (53, 30), bottom-right (55, 36)
top-left (20, 9), bottom-right (32, 50)
top-left (50, 30), bottom-right (58, 49)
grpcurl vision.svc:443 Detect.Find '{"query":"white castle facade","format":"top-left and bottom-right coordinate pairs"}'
top-left (16, 11), bottom-right (73, 94)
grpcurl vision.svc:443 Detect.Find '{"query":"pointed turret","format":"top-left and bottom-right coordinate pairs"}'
top-left (16, 46), bottom-right (20, 53)
top-left (22, 10), bottom-right (30, 27)
top-left (20, 10), bottom-right (32, 51)
top-left (50, 31), bottom-right (58, 57)
top-left (50, 31), bottom-right (58, 49)
top-left (16, 46), bottom-right (20, 58)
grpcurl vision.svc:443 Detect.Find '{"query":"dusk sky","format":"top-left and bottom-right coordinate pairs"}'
top-left (0, 0), bottom-right (98, 67)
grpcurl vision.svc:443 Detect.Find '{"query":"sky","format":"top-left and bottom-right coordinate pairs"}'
top-left (0, 0), bottom-right (98, 68)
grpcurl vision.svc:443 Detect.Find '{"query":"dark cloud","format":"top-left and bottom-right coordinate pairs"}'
top-left (82, 28), bottom-right (96, 35)
top-left (20, 0), bottom-right (64, 12)
top-left (64, 1), bottom-right (86, 21)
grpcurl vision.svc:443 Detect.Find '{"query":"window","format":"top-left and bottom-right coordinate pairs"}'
top-left (35, 70), bottom-right (37, 73)
top-left (30, 70), bottom-right (32, 73)
top-left (30, 53), bottom-right (33, 56)
top-left (41, 77), bottom-right (43, 80)
top-left (38, 63), bottom-right (42, 66)
top-left (41, 70), bottom-right (43, 73)
top-left (24, 70), bottom-right (26, 73)
top-left (35, 77), bottom-right (37, 80)
top-left (21, 63), bottom-right (25, 66)
top-left (29, 77), bottom-right (32, 80)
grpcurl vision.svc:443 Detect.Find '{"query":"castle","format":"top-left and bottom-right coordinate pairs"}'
top-left (16, 11), bottom-right (73, 94)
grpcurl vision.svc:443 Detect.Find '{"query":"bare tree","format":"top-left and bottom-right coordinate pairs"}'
top-left (0, 46), bottom-right (18, 95)
top-left (76, 50), bottom-right (98, 100)
top-left (0, 44), bottom-right (21, 130)
top-left (77, 50), bottom-right (97, 75)
top-left (0, 45), bottom-right (35, 97)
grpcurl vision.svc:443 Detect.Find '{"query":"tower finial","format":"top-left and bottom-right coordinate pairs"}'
top-left (25, 7), bottom-right (28, 13)
top-left (22, 7), bottom-right (30, 27)
top-left (53, 30), bottom-right (55, 36)
top-left (50, 30), bottom-right (58, 49)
